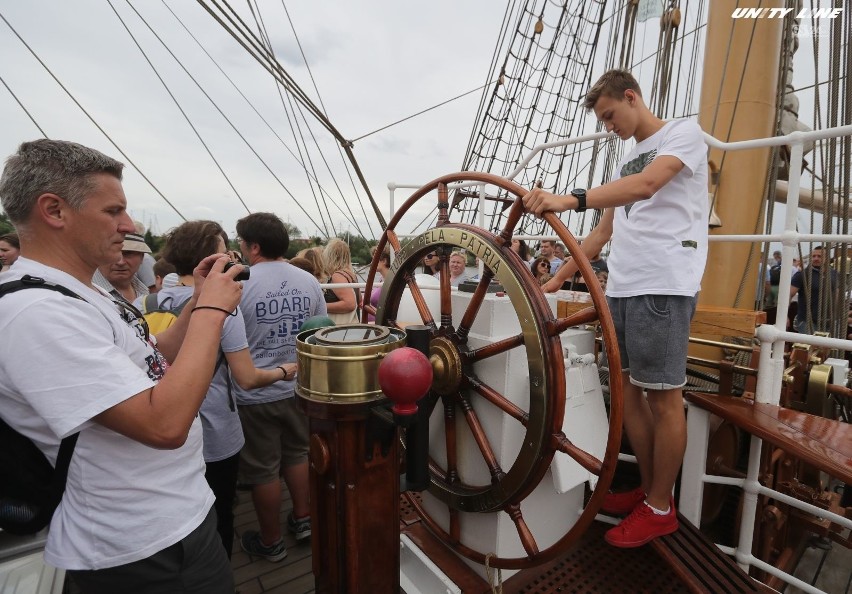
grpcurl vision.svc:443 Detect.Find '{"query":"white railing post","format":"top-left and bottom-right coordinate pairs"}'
top-left (679, 404), bottom-right (710, 525)
top-left (767, 137), bottom-right (804, 405)
top-left (735, 435), bottom-right (764, 572)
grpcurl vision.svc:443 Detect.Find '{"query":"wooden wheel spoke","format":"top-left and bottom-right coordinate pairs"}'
top-left (386, 229), bottom-right (402, 252)
top-left (456, 269), bottom-right (495, 342)
top-left (505, 503), bottom-right (539, 557)
top-left (464, 374), bottom-right (528, 426)
top-left (403, 270), bottom-right (438, 330)
top-left (449, 508), bottom-right (460, 544)
top-left (464, 332), bottom-right (524, 363)
top-left (547, 306), bottom-right (599, 336)
top-left (442, 394), bottom-right (459, 485)
top-left (456, 393), bottom-right (505, 484)
top-left (496, 195), bottom-right (525, 247)
top-left (438, 255), bottom-right (453, 330)
top-left (552, 432), bottom-right (603, 476)
top-left (437, 182), bottom-right (450, 224)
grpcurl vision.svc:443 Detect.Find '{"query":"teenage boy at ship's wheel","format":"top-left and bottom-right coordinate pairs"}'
top-left (523, 69), bottom-right (709, 548)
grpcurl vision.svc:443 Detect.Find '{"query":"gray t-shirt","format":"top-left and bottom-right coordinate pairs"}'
top-left (136, 253), bottom-right (156, 288)
top-left (234, 261), bottom-right (326, 406)
top-left (136, 286), bottom-right (246, 462)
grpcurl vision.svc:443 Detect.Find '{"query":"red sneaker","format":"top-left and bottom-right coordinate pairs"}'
top-left (604, 501), bottom-right (678, 548)
top-left (600, 487), bottom-right (646, 516)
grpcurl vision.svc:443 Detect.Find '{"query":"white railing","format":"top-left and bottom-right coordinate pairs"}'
top-left (686, 125), bottom-right (852, 594)
top-left (387, 123), bottom-right (852, 593)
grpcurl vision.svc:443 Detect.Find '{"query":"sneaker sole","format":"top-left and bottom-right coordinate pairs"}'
top-left (604, 522), bottom-right (679, 548)
top-left (292, 529), bottom-right (312, 541)
top-left (240, 540), bottom-right (288, 562)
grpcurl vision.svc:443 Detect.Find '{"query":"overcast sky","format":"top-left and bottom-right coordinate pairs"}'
top-left (0, 0), bottom-right (506, 239)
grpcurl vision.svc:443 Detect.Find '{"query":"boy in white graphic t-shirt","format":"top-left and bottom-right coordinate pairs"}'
top-left (524, 69), bottom-right (708, 548)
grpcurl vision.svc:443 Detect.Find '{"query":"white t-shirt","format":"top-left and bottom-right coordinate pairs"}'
top-left (606, 119), bottom-right (709, 297)
top-left (0, 258), bottom-right (213, 570)
top-left (234, 261), bottom-right (326, 406)
top-left (139, 286), bottom-right (246, 462)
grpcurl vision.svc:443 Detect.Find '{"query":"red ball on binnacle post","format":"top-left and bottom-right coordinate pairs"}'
top-left (378, 347), bottom-right (433, 417)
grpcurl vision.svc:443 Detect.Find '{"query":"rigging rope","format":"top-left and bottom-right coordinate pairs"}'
top-left (161, 0), bottom-right (362, 239)
top-left (250, 1), bottom-right (375, 241)
top-left (0, 10), bottom-right (187, 221)
top-left (247, 0), bottom-right (335, 238)
top-left (351, 80), bottom-right (499, 143)
top-left (128, 0), bottom-right (331, 235)
top-left (277, 0), bottom-right (379, 239)
top-left (0, 74), bottom-right (49, 138)
top-left (195, 0), bottom-right (388, 229)
top-left (112, 0), bottom-right (252, 216)
top-left (456, 0), bottom-right (611, 241)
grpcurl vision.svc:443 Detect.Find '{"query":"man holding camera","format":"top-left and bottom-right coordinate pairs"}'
top-left (0, 140), bottom-right (245, 592)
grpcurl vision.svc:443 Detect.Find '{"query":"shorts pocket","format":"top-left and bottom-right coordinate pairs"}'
top-left (648, 294), bottom-right (669, 316)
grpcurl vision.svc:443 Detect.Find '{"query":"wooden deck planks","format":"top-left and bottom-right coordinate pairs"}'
top-left (233, 483), bottom-right (315, 594)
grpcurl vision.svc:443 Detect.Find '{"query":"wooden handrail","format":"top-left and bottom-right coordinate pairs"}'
top-left (685, 392), bottom-right (852, 484)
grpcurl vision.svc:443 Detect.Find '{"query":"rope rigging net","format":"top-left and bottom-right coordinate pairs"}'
top-left (443, 0), bottom-right (709, 246)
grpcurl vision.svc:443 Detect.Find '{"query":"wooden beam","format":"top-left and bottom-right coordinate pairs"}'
top-left (690, 305), bottom-right (766, 339)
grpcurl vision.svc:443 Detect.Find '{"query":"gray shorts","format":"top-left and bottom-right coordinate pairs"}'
top-left (238, 397), bottom-right (309, 484)
top-left (606, 294), bottom-right (697, 390)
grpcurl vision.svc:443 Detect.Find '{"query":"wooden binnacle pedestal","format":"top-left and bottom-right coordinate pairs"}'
top-left (296, 324), bottom-right (431, 594)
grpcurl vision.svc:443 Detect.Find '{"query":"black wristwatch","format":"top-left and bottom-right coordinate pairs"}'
top-left (570, 188), bottom-right (587, 212)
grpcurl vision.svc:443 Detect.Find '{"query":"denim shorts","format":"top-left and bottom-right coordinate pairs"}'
top-left (606, 294), bottom-right (698, 390)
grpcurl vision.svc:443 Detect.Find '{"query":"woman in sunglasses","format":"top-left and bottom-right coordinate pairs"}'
top-left (422, 251), bottom-right (440, 276)
top-left (531, 256), bottom-right (551, 283)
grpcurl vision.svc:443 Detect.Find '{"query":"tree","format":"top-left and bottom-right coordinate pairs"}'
top-left (143, 229), bottom-right (166, 254)
top-left (284, 222), bottom-right (301, 240)
top-left (0, 211), bottom-right (14, 235)
top-left (338, 232), bottom-right (374, 265)
top-left (286, 239), bottom-right (314, 259)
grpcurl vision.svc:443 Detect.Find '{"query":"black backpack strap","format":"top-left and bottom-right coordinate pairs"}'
top-left (54, 433), bottom-right (80, 489)
top-left (0, 274), bottom-right (84, 301)
top-left (213, 351), bottom-right (236, 412)
top-left (31, 431), bottom-right (80, 531)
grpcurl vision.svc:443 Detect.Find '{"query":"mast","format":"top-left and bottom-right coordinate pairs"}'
top-left (697, 1), bottom-right (785, 311)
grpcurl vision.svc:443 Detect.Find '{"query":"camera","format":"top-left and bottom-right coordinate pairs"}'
top-left (224, 260), bottom-right (250, 281)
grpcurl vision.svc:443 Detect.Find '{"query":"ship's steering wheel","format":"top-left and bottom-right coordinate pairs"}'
top-left (362, 172), bottom-right (623, 569)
